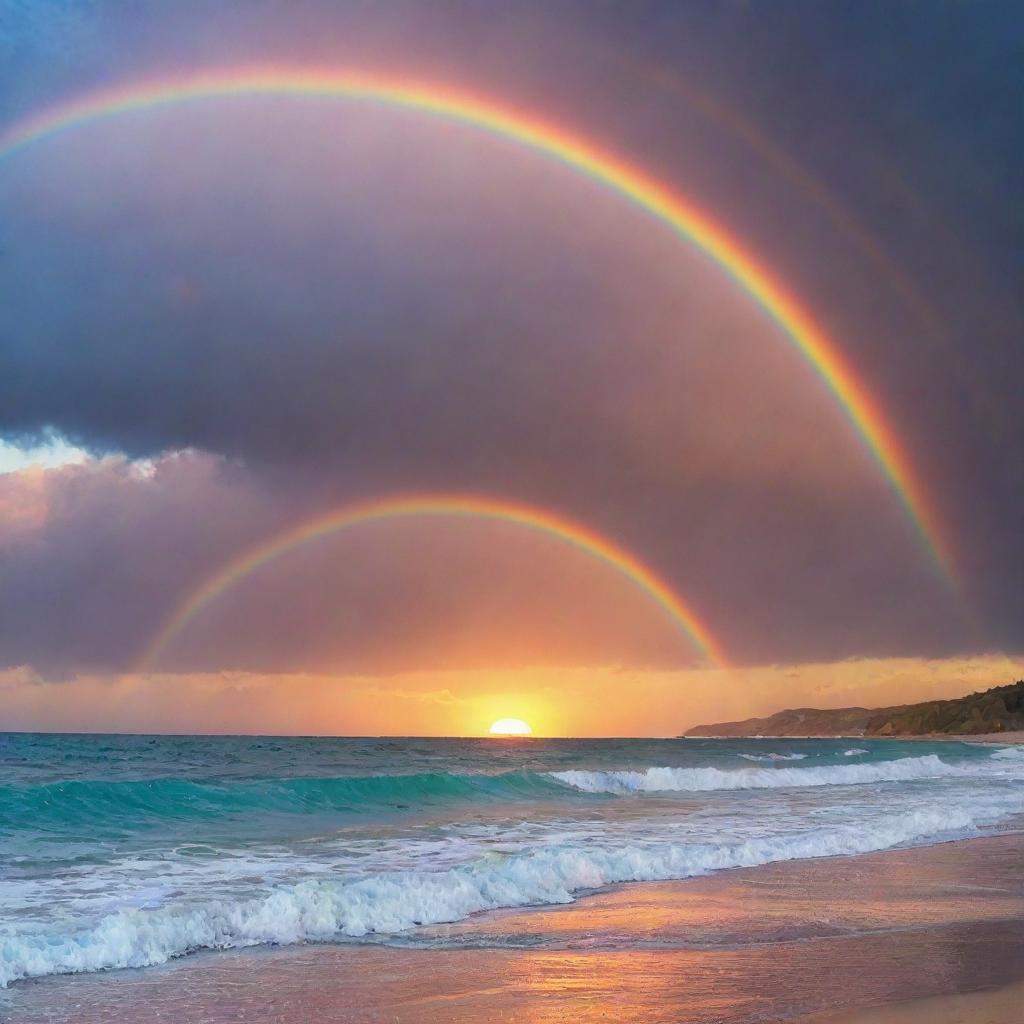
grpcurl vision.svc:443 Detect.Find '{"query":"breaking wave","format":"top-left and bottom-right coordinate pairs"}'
top-left (549, 754), bottom-right (975, 793)
top-left (0, 771), bottom-right (567, 834)
top-left (738, 752), bottom-right (808, 762)
top-left (992, 746), bottom-right (1024, 760)
top-left (2, 796), bottom-right (1020, 989)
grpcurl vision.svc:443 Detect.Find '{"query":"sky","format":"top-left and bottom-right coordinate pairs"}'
top-left (0, 1), bottom-right (1021, 735)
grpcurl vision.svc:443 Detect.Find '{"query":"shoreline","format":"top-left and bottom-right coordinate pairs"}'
top-left (7, 829), bottom-right (1024, 1023)
top-left (683, 732), bottom-right (1024, 744)
top-left (904, 730), bottom-right (1024, 744)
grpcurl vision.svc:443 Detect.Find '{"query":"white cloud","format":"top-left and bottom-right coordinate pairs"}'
top-left (0, 432), bottom-right (88, 474)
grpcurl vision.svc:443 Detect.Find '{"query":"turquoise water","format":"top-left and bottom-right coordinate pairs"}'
top-left (1, 732), bottom-right (1022, 987)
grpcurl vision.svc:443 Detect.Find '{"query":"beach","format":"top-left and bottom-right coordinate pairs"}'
top-left (808, 982), bottom-right (1024, 1024)
top-left (2, 733), bottom-right (1022, 1022)
top-left (5, 831), bottom-right (1023, 1023)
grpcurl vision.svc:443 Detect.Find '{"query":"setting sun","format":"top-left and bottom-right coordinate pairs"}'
top-left (488, 717), bottom-right (533, 736)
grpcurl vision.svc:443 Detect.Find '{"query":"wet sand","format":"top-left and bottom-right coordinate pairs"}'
top-left (5, 832), bottom-right (1023, 1024)
top-left (803, 979), bottom-right (1024, 1024)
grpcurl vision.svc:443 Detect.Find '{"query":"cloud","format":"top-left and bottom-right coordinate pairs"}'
top-left (0, 451), bottom-right (708, 676)
top-left (0, 430), bottom-right (89, 475)
top-left (0, 443), bottom-right (979, 677)
top-left (1, 2), bottom-right (1021, 683)
top-left (0, 106), bottom-right (977, 673)
top-left (0, 451), bottom-right (298, 674)
top-left (0, 98), bottom-right (867, 499)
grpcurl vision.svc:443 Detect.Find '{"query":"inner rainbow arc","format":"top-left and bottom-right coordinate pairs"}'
top-left (0, 67), bottom-right (956, 588)
top-left (137, 494), bottom-right (727, 673)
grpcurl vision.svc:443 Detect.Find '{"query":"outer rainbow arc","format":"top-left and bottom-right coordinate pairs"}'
top-left (0, 67), bottom-right (956, 587)
top-left (136, 494), bottom-right (727, 673)
top-left (619, 58), bottom-right (948, 344)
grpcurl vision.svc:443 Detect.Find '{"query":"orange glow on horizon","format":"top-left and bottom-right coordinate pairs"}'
top-left (3, 655), bottom-right (1021, 738)
top-left (488, 717), bottom-right (533, 736)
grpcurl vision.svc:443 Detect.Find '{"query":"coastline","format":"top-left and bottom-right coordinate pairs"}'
top-left (683, 732), bottom-right (1024, 744)
top-left (913, 730), bottom-right (1024, 745)
top-left (7, 829), bottom-right (1024, 1023)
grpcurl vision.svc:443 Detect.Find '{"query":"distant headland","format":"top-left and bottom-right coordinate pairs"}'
top-left (685, 680), bottom-right (1024, 739)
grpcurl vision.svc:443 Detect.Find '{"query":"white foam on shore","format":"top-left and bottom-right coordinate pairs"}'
top-left (2, 793), bottom-right (1022, 989)
top-left (992, 746), bottom-right (1024, 759)
top-left (548, 754), bottom-right (975, 794)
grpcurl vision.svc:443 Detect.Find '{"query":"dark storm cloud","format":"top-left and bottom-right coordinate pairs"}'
top-left (0, 453), bottom-right (297, 675)
top-left (0, 94), bottom-right (866, 498)
top-left (0, 0), bottom-right (1020, 674)
top-left (0, 451), bottom-right (973, 677)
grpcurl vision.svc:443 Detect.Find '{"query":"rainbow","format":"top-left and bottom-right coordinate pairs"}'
top-left (0, 67), bottom-right (956, 584)
top-left (137, 494), bottom-right (727, 672)
top-left (617, 57), bottom-right (947, 343)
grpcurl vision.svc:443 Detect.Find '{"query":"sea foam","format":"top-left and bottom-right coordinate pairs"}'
top-left (1, 794), bottom-right (1020, 989)
top-left (549, 754), bottom-right (971, 793)
top-left (991, 745), bottom-right (1024, 760)
top-left (738, 752), bottom-right (808, 762)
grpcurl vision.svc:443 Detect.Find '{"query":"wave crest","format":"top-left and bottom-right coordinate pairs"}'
top-left (991, 746), bottom-right (1024, 760)
top-left (738, 752), bottom-right (807, 762)
top-left (2, 798), bottom-right (1018, 989)
top-left (549, 754), bottom-right (968, 793)
top-left (0, 771), bottom-right (564, 833)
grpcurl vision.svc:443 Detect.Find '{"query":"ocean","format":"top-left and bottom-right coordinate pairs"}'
top-left (1, 732), bottom-right (1022, 990)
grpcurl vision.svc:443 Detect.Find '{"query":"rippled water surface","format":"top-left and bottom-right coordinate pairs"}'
top-left (1, 732), bottom-right (1022, 988)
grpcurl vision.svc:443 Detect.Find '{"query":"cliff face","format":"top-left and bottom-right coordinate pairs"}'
top-left (685, 681), bottom-right (1024, 738)
top-left (864, 681), bottom-right (1024, 736)
top-left (685, 706), bottom-right (880, 738)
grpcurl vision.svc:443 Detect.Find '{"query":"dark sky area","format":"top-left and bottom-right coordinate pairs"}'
top-left (0, 0), bottom-right (1021, 679)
